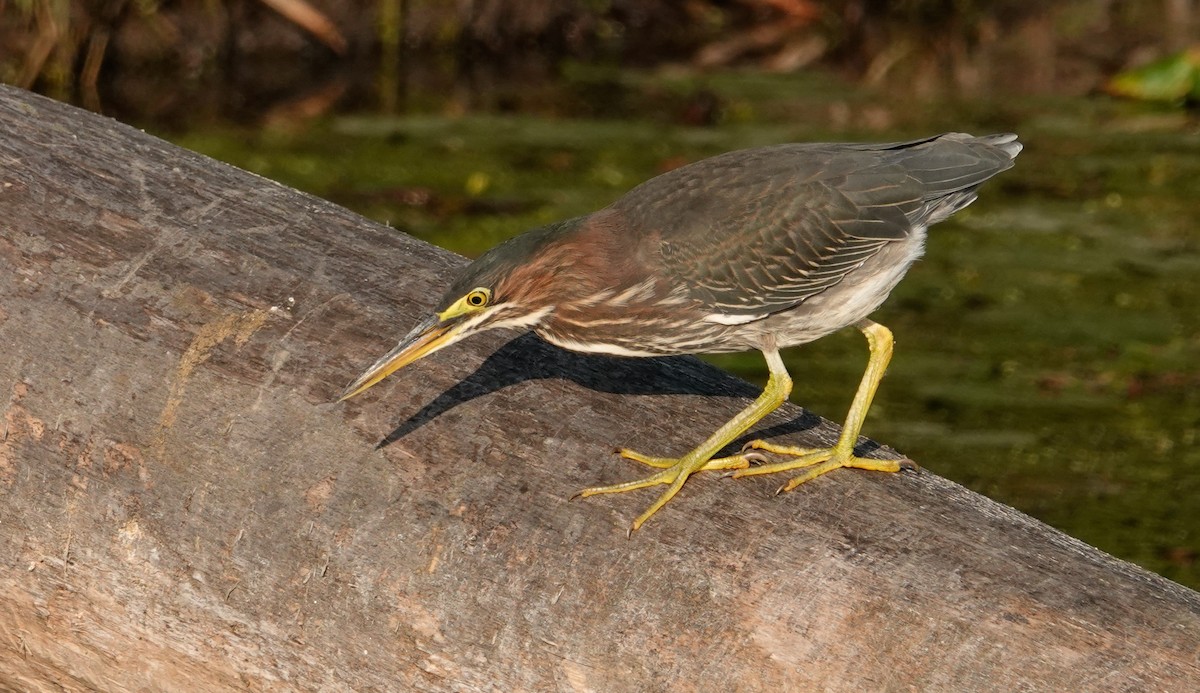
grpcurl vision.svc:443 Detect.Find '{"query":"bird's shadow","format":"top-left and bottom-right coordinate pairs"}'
top-left (375, 332), bottom-right (834, 455)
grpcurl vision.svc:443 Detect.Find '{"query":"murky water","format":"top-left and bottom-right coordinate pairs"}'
top-left (165, 71), bottom-right (1200, 587)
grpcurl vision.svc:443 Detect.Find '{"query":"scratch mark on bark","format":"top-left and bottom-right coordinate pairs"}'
top-left (154, 308), bottom-right (270, 463)
top-left (254, 292), bottom-right (348, 407)
top-left (101, 227), bottom-right (191, 298)
top-left (100, 193), bottom-right (222, 298)
top-left (276, 292), bottom-right (351, 345)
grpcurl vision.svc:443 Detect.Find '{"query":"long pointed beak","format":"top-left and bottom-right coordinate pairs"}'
top-left (338, 314), bottom-right (464, 401)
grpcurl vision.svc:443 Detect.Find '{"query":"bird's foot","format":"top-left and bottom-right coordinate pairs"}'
top-left (729, 440), bottom-right (918, 493)
top-left (573, 448), bottom-right (748, 533)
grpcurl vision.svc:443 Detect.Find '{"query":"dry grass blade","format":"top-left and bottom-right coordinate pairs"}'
top-left (258, 0), bottom-right (348, 55)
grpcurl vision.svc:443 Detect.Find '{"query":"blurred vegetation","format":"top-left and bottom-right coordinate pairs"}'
top-left (2, 0), bottom-right (1196, 124)
top-left (1106, 47), bottom-right (1200, 104)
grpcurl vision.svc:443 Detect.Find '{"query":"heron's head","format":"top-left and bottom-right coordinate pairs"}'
top-left (338, 220), bottom-right (583, 401)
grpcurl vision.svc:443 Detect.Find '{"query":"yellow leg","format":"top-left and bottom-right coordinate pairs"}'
top-left (574, 347), bottom-right (793, 532)
top-left (730, 319), bottom-right (915, 492)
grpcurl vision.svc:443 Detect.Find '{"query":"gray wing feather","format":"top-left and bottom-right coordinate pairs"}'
top-left (614, 133), bottom-right (1019, 316)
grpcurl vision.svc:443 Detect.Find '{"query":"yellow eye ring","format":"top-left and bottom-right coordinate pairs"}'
top-left (465, 289), bottom-right (490, 307)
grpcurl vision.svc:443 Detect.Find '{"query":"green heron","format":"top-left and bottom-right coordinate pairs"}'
top-left (341, 132), bottom-right (1021, 532)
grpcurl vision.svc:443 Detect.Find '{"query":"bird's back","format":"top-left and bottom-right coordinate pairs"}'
top-left (615, 133), bottom-right (1020, 319)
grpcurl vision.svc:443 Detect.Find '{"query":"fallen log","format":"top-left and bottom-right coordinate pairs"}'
top-left (0, 84), bottom-right (1197, 691)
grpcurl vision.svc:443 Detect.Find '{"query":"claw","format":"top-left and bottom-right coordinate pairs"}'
top-left (743, 451), bottom-right (770, 465)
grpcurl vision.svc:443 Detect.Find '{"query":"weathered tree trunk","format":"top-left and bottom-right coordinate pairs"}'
top-left (0, 84), bottom-right (1197, 692)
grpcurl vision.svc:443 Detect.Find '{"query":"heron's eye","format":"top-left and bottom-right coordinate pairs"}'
top-left (465, 288), bottom-right (490, 308)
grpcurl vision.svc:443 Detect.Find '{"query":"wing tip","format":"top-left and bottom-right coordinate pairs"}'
top-left (940, 132), bottom-right (1022, 162)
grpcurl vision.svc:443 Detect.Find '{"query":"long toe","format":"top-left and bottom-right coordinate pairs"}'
top-left (617, 448), bottom-right (680, 469)
top-left (572, 467), bottom-right (678, 498)
top-left (617, 448), bottom-right (754, 472)
top-left (742, 439), bottom-right (821, 457)
top-left (728, 445), bottom-right (910, 489)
